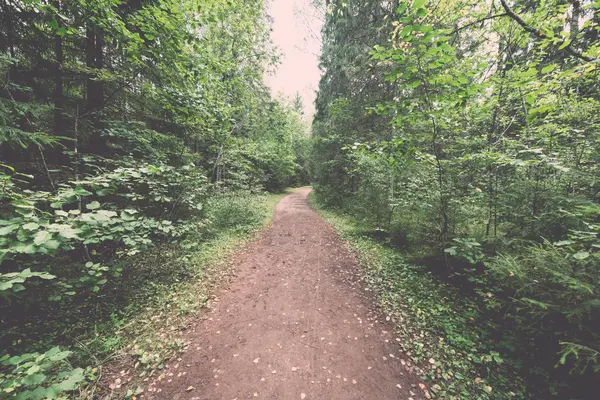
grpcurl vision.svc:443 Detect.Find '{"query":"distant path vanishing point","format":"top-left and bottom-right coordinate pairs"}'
top-left (148, 188), bottom-right (424, 400)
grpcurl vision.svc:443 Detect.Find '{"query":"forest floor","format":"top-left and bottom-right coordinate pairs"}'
top-left (143, 188), bottom-right (425, 400)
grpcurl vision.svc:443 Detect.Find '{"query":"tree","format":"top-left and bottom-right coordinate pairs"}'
top-left (311, 0), bottom-right (600, 397)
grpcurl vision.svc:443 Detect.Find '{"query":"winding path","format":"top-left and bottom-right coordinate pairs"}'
top-left (148, 188), bottom-right (422, 400)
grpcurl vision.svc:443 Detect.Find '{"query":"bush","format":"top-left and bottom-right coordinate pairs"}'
top-left (487, 241), bottom-right (600, 374)
top-left (205, 191), bottom-right (269, 234)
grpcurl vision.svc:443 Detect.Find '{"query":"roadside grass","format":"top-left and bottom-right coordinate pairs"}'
top-left (308, 192), bottom-right (525, 400)
top-left (17, 190), bottom-right (290, 399)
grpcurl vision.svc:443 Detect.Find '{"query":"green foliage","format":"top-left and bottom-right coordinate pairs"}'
top-left (206, 191), bottom-right (273, 234)
top-left (312, 0), bottom-right (600, 397)
top-left (310, 194), bottom-right (525, 400)
top-left (0, 269), bottom-right (54, 294)
top-left (445, 238), bottom-right (484, 265)
top-left (0, 0), bottom-right (308, 396)
top-left (0, 347), bottom-right (85, 399)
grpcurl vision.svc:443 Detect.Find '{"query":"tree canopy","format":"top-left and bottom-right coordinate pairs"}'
top-left (0, 0), bottom-right (309, 397)
top-left (311, 0), bottom-right (600, 398)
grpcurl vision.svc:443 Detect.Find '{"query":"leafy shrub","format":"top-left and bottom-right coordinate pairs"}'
top-left (487, 239), bottom-right (600, 374)
top-left (0, 162), bottom-right (208, 302)
top-left (0, 347), bottom-right (85, 399)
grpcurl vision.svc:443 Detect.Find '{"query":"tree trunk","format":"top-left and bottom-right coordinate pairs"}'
top-left (86, 28), bottom-right (104, 113)
top-left (86, 25), bottom-right (105, 154)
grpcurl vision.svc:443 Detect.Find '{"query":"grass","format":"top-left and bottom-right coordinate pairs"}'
top-left (307, 192), bottom-right (525, 400)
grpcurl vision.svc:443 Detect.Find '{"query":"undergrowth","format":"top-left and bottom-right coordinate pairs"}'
top-left (2, 190), bottom-right (288, 399)
top-left (308, 192), bottom-right (525, 400)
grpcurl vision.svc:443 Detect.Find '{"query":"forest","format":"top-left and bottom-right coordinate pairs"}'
top-left (311, 0), bottom-right (600, 398)
top-left (0, 0), bottom-right (309, 398)
top-left (1, 0), bottom-right (599, 399)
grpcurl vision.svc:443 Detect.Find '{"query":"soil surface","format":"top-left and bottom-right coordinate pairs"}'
top-left (148, 188), bottom-right (423, 399)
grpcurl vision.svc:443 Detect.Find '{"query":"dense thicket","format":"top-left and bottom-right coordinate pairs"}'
top-left (312, 0), bottom-right (600, 398)
top-left (0, 0), bottom-right (308, 397)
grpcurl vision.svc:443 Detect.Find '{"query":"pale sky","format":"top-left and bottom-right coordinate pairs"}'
top-left (265, 0), bottom-right (323, 117)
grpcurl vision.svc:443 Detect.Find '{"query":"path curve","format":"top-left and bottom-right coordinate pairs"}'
top-left (149, 188), bottom-right (422, 399)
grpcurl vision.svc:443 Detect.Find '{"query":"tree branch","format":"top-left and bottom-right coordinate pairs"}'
top-left (451, 13), bottom-right (508, 34)
top-left (498, 0), bottom-right (595, 62)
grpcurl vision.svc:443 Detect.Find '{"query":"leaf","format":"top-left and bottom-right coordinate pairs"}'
top-left (73, 187), bottom-right (92, 197)
top-left (37, 272), bottom-right (55, 280)
top-left (26, 364), bottom-right (41, 375)
top-left (33, 230), bottom-right (52, 246)
top-left (43, 239), bottom-right (61, 250)
top-left (22, 373), bottom-right (47, 385)
top-left (0, 224), bottom-right (18, 236)
top-left (573, 251), bottom-right (590, 260)
top-left (521, 68), bottom-right (537, 78)
top-left (48, 349), bottom-right (71, 362)
top-left (396, 3), bottom-right (408, 14)
top-left (22, 222), bottom-right (39, 231)
top-left (558, 39), bottom-right (572, 50)
top-left (48, 224), bottom-right (81, 239)
top-left (86, 201), bottom-right (101, 210)
top-left (541, 64), bottom-right (556, 74)
top-left (554, 240), bottom-right (574, 246)
top-left (51, 368), bottom-right (85, 391)
top-left (413, 0), bottom-right (426, 9)
top-left (96, 188), bottom-right (112, 196)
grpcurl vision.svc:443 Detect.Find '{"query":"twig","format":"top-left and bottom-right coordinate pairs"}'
top-left (499, 0), bottom-right (595, 62)
top-left (451, 13), bottom-right (508, 34)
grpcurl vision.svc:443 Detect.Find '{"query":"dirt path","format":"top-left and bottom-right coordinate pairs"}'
top-left (148, 188), bottom-right (423, 399)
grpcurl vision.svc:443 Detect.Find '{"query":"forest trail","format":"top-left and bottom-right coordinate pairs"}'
top-left (148, 188), bottom-right (422, 399)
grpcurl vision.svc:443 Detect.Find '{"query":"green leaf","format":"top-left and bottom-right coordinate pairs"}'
top-left (396, 3), bottom-right (408, 14)
top-left (73, 187), bottom-right (92, 197)
top-left (43, 239), bottom-right (61, 250)
top-left (33, 230), bottom-right (52, 246)
top-left (49, 224), bottom-right (81, 239)
top-left (22, 373), bottom-right (47, 386)
top-left (541, 64), bottom-right (556, 74)
top-left (413, 0), bottom-right (426, 9)
top-left (558, 39), bottom-right (572, 50)
top-left (554, 240), bottom-right (574, 246)
top-left (0, 224), bottom-right (18, 236)
top-left (22, 222), bottom-right (39, 231)
top-left (26, 364), bottom-right (41, 375)
top-left (521, 68), bottom-right (537, 78)
top-left (50, 368), bottom-right (85, 391)
top-left (573, 251), bottom-right (590, 260)
top-left (47, 349), bottom-right (71, 362)
top-left (95, 188), bottom-right (112, 196)
top-left (86, 201), bottom-right (101, 210)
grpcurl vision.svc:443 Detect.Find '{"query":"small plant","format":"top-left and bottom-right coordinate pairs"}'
top-left (444, 238), bottom-right (484, 265)
top-left (0, 347), bottom-right (86, 399)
